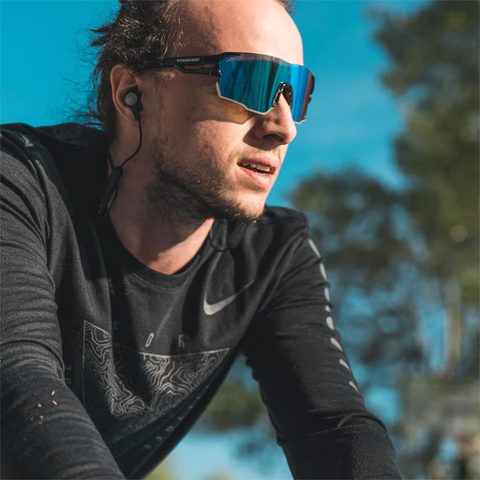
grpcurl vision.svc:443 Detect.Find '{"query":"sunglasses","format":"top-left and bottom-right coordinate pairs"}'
top-left (142, 52), bottom-right (315, 123)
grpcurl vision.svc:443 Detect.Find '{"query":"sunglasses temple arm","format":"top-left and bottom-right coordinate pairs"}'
top-left (172, 65), bottom-right (221, 76)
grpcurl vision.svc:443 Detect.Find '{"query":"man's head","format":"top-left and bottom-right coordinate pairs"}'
top-left (91, 0), bottom-right (308, 225)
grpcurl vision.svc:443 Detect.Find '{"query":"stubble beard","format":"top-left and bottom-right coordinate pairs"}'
top-left (145, 131), bottom-right (266, 228)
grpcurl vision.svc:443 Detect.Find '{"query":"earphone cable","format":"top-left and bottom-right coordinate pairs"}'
top-left (98, 118), bottom-right (143, 217)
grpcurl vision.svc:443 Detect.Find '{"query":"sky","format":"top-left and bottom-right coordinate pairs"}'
top-left (1, 1), bottom-right (427, 478)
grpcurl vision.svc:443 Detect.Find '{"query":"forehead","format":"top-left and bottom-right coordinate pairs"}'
top-left (180, 0), bottom-right (304, 65)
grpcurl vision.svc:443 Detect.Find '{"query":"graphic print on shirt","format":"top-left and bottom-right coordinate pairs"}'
top-left (83, 321), bottom-right (229, 450)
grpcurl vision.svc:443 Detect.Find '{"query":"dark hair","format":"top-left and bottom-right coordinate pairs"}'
top-left (82, 0), bottom-right (294, 141)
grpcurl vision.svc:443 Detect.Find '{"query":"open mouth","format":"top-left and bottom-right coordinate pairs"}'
top-left (238, 162), bottom-right (275, 175)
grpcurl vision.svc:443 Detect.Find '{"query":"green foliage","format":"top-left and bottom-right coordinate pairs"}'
top-left (371, 0), bottom-right (479, 380)
top-left (199, 376), bottom-right (266, 432)
top-left (370, 0), bottom-right (479, 309)
top-left (201, 472), bottom-right (236, 480)
top-left (146, 459), bottom-right (179, 480)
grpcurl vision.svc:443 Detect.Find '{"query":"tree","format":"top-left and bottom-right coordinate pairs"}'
top-left (370, 0), bottom-right (479, 373)
top-left (146, 459), bottom-right (180, 480)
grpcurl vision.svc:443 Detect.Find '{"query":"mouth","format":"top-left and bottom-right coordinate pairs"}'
top-left (236, 158), bottom-right (277, 190)
top-left (237, 160), bottom-right (276, 176)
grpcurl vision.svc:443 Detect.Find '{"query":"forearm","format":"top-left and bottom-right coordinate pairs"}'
top-left (1, 342), bottom-right (125, 479)
top-left (280, 411), bottom-right (401, 479)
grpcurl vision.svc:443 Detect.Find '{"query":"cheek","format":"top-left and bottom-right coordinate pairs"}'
top-left (191, 81), bottom-right (252, 124)
top-left (189, 121), bottom-right (241, 164)
top-left (207, 93), bottom-right (251, 124)
top-left (162, 77), bottom-right (252, 133)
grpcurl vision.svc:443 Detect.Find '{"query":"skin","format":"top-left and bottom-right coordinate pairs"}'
top-left (109, 0), bottom-right (304, 274)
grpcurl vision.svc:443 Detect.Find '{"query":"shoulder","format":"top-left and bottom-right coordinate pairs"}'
top-left (1, 123), bottom-right (72, 206)
top-left (250, 205), bottom-right (309, 243)
top-left (260, 206), bottom-right (308, 229)
top-left (238, 206), bottom-right (310, 263)
top-left (1, 124), bottom-right (52, 200)
top-left (1, 122), bottom-right (107, 213)
top-left (1, 122), bottom-right (103, 163)
top-left (1, 123), bottom-right (80, 175)
top-left (1, 123), bottom-right (46, 170)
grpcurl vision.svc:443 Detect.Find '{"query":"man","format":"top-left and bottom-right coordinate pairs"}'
top-left (0, 0), bottom-right (401, 478)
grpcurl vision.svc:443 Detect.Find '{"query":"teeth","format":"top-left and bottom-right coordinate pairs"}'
top-left (241, 162), bottom-right (273, 173)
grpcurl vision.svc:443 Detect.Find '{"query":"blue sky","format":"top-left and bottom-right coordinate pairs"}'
top-left (1, 1), bottom-right (426, 478)
top-left (0, 0), bottom-right (421, 203)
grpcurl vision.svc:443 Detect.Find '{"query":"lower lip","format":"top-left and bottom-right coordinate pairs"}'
top-left (238, 165), bottom-right (274, 189)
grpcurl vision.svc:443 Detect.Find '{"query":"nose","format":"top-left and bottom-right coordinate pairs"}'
top-left (251, 93), bottom-right (297, 147)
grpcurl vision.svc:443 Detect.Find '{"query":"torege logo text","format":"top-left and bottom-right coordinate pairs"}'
top-left (178, 57), bottom-right (200, 63)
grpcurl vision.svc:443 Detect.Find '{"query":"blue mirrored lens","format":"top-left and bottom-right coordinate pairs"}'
top-left (217, 54), bottom-right (314, 123)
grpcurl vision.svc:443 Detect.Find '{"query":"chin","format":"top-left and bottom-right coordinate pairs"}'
top-left (242, 198), bottom-right (268, 220)
top-left (227, 196), bottom-right (267, 224)
top-left (209, 193), bottom-right (267, 224)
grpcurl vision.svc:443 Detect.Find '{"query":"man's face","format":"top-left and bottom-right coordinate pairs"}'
top-left (141, 0), bottom-right (304, 225)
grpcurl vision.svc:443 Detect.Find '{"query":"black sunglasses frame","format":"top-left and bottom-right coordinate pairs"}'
top-left (142, 52), bottom-right (242, 76)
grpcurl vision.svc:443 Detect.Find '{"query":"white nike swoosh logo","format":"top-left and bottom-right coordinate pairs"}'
top-left (203, 279), bottom-right (256, 316)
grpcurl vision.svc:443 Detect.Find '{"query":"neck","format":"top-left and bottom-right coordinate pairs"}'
top-left (106, 142), bottom-right (215, 275)
top-left (109, 202), bottom-right (214, 274)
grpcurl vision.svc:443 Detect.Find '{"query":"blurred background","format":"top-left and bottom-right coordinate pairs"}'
top-left (1, 0), bottom-right (478, 478)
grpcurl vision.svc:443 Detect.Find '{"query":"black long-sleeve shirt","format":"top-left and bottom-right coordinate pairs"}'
top-left (0, 123), bottom-right (401, 479)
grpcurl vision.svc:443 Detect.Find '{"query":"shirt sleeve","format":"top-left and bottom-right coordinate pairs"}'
top-left (241, 225), bottom-right (402, 479)
top-left (0, 131), bottom-right (125, 479)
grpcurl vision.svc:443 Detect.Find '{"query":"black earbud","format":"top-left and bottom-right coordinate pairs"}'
top-left (125, 87), bottom-right (143, 121)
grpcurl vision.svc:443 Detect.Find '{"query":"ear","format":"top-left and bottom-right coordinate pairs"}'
top-left (110, 65), bottom-right (140, 127)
